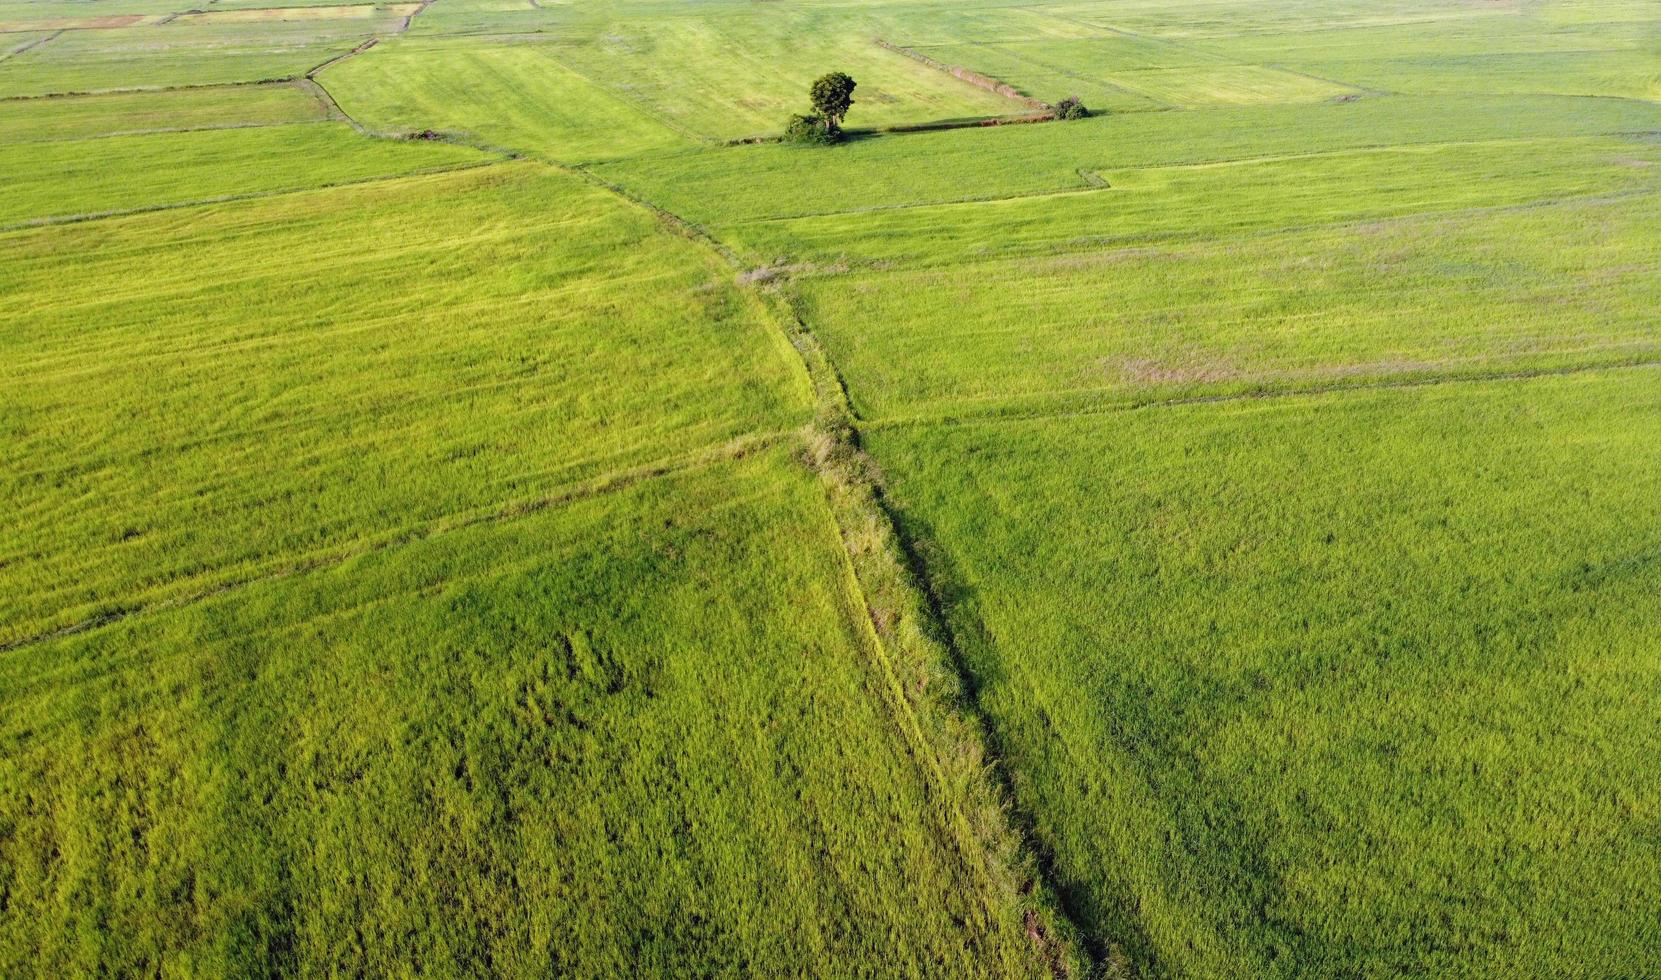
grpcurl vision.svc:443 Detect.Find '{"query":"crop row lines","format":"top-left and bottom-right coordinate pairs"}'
top-left (0, 430), bottom-right (791, 656)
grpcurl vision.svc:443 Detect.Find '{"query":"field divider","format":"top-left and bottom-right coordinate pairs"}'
top-left (770, 283), bottom-right (1103, 978)
top-left (306, 36), bottom-right (380, 79)
top-left (0, 430), bottom-right (791, 656)
top-left (569, 159), bottom-right (1098, 975)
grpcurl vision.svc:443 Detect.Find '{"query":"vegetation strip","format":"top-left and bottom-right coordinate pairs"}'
top-left (874, 37), bottom-right (1051, 110)
top-left (769, 286), bottom-right (1093, 978)
top-left (576, 151), bottom-right (1093, 974)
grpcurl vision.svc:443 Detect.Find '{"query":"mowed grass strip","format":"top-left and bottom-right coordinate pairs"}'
top-left (799, 191), bottom-right (1661, 421)
top-left (865, 369), bottom-right (1661, 978)
top-left (0, 122), bottom-right (497, 226)
top-left (0, 448), bottom-right (1045, 978)
top-left (595, 94), bottom-right (1661, 227)
top-left (0, 82), bottom-right (328, 143)
top-left (322, 37), bottom-right (692, 162)
top-left (0, 163), bottom-right (809, 647)
top-left (724, 135), bottom-right (1661, 267)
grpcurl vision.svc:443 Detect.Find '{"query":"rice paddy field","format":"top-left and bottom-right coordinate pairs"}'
top-left (2, 0), bottom-right (1658, 975)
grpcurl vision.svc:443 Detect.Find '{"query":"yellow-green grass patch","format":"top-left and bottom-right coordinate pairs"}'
top-left (174, 3), bottom-right (424, 23)
top-left (906, 40), bottom-right (1171, 112)
top-left (0, 13), bottom-right (160, 31)
top-left (1102, 64), bottom-right (1360, 106)
top-left (0, 122), bottom-right (497, 226)
top-left (0, 448), bottom-right (1045, 977)
top-left (322, 37), bottom-right (692, 162)
top-left (596, 94), bottom-right (1661, 228)
top-left (0, 162), bottom-right (810, 645)
top-left (722, 136), bottom-right (1661, 267)
top-left (543, 10), bottom-right (1022, 141)
top-left (1288, 51), bottom-right (1661, 101)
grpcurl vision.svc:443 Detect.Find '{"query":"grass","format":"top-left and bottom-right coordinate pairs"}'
top-left (0, 122), bottom-right (498, 226)
top-left (0, 163), bottom-right (809, 647)
top-left (0, 82), bottom-right (327, 142)
top-left (1097, 64), bottom-right (1358, 106)
top-left (0, 447), bottom-right (1042, 977)
top-left (718, 135), bottom-right (1661, 267)
top-left (595, 93), bottom-right (1661, 226)
top-left (865, 369), bottom-right (1661, 978)
top-left (0, 18), bottom-right (390, 96)
top-left (1287, 51), bottom-right (1661, 100)
top-left (322, 37), bottom-right (693, 162)
top-left (536, 6), bottom-right (1021, 141)
top-left (798, 191), bottom-right (1661, 421)
top-left (6, 0), bottom-right (1661, 974)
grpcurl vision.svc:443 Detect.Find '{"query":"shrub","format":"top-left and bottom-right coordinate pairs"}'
top-left (784, 112), bottom-right (835, 145)
top-left (1055, 95), bottom-right (1090, 121)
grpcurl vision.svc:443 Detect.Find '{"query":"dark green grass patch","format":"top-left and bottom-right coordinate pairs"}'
top-left (865, 369), bottom-right (1661, 978)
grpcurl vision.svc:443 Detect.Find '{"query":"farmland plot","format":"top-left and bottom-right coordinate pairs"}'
top-left (322, 37), bottom-right (692, 162)
top-left (865, 370), bottom-right (1661, 977)
top-left (597, 93), bottom-right (1661, 226)
top-left (0, 82), bottom-right (328, 143)
top-left (0, 18), bottom-right (398, 96)
top-left (797, 191), bottom-right (1661, 421)
top-left (4, 0), bottom-right (1661, 975)
top-left (0, 163), bottom-right (807, 648)
top-left (0, 449), bottom-right (1045, 977)
top-left (0, 122), bottom-right (497, 226)
top-left (538, 7), bottom-right (1021, 140)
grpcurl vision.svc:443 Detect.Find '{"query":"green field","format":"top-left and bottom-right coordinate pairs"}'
top-left (4, 0), bottom-right (1659, 974)
top-left (866, 371), bottom-right (1661, 977)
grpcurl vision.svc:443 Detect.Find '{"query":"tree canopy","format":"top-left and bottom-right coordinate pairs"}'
top-left (809, 72), bottom-right (857, 133)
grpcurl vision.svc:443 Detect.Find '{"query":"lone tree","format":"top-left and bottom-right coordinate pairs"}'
top-left (809, 71), bottom-right (857, 134)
